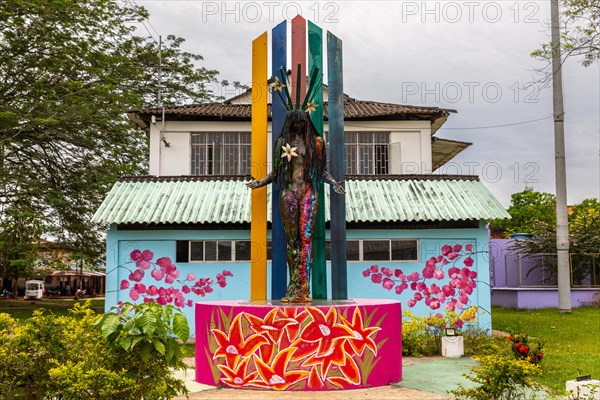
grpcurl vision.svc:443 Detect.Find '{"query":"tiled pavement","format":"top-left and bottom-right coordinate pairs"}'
top-left (173, 356), bottom-right (462, 400)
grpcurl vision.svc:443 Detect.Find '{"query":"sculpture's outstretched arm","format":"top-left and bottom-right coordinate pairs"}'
top-left (246, 171), bottom-right (273, 189)
top-left (323, 170), bottom-right (345, 195)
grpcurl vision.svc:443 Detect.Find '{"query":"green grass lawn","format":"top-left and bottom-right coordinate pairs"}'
top-left (492, 306), bottom-right (600, 393)
top-left (0, 298), bottom-right (105, 319)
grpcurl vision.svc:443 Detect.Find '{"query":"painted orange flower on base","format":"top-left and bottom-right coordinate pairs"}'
top-left (217, 357), bottom-right (257, 387)
top-left (342, 306), bottom-right (381, 356)
top-left (300, 307), bottom-right (354, 356)
top-left (211, 313), bottom-right (268, 367)
top-left (249, 348), bottom-right (309, 390)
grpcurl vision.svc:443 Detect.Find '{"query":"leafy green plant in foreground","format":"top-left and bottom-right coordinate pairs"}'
top-left (0, 301), bottom-right (189, 399)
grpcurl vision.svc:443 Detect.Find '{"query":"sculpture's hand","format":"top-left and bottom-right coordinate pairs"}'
top-left (332, 180), bottom-right (345, 195)
top-left (246, 180), bottom-right (261, 189)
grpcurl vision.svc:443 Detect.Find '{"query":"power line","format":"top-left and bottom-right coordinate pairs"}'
top-left (437, 115), bottom-right (554, 130)
top-left (343, 115), bottom-right (554, 131)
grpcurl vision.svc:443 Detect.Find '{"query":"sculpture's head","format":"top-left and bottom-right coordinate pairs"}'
top-left (287, 110), bottom-right (309, 134)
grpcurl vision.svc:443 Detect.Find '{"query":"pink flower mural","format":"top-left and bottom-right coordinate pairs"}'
top-left (362, 243), bottom-right (479, 325)
top-left (121, 249), bottom-right (233, 307)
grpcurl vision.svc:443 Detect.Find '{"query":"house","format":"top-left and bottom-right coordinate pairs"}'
top-left (93, 87), bottom-right (509, 337)
top-left (5, 240), bottom-right (106, 297)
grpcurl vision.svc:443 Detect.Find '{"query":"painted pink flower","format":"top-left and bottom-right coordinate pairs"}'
top-left (120, 280), bottom-right (130, 290)
top-left (395, 284), bottom-right (405, 294)
top-left (129, 269), bottom-right (144, 282)
top-left (187, 299), bottom-right (193, 307)
top-left (408, 299), bottom-right (417, 307)
top-left (187, 273), bottom-right (196, 281)
top-left (133, 283), bottom-right (146, 294)
top-left (156, 296), bottom-right (167, 305)
top-left (416, 282), bottom-right (426, 292)
top-left (140, 249), bottom-right (153, 261)
top-left (129, 290), bottom-right (140, 301)
top-left (466, 244), bottom-right (473, 252)
top-left (362, 269), bottom-right (371, 277)
top-left (447, 252), bottom-right (458, 260)
top-left (182, 285), bottom-right (190, 294)
top-left (441, 245), bottom-right (452, 256)
top-left (147, 285), bottom-right (158, 296)
top-left (204, 286), bottom-right (213, 294)
top-left (371, 273), bottom-right (383, 284)
top-left (156, 257), bottom-right (172, 268)
top-left (130, 250), bottom-right (142, 261)
top-left (469, 270), bottom-right (478, 279)
top-left (165, 275), bottom-right (174, 284)
top-left (382, 278), bottom-right (394, 290)
top-left (442, 285), bottom-right (455, 297)
top-left (370, 265), bottom-right (379, 273)
top-left (414, 293), bottom-right (423, 301)
top-left (464, 257), bottom-right (474, 267)
top-left (222, 270), bottom-right (233, 277)
top-left (426, 257), bottom-right (437, 267)
top-left (453, 244), bottom-right (463, 253)
top-left (218, 279), bottom-right (227, 288)
top-left (422, 267), bottom-right (434, 279)
top-left (433, 269), bottom-right (445, 280)
top-left (408, 272), bottom-right (420, 281)
top-left (381, 267), bottom-right (393, 277)
top-left (151, 268), bottom-right (165, 281)
top-left (136, 260), bottom-right (151, 270)
top-left (394, 268), bottom-right (404, 277)
top-left (430, 299), bottom-right (441, 310)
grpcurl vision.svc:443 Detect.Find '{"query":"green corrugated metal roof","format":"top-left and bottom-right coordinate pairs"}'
top-left (92, 176), bottom-right (509, 225)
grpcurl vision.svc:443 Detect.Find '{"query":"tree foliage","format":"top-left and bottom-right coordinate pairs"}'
top-left (493, 190), bottom-right (556, 234)
top-left (533, 0), bottom-right (600, 66)
top-left (0, 0), bottom-right (220, 272)
top-left (504, 195), bottom-right (600, 285)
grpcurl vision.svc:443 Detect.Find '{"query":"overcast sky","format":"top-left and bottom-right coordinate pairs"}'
top-left (134, 0), bottom-right (599, 207)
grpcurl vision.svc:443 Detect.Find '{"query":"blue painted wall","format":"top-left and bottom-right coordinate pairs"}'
top-left (105, 222), bottom-right (491, 337)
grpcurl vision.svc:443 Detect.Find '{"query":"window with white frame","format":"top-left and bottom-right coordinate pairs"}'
top-left (178, 240), bottom-right (251, 262)
top-left (344, 132), bottom-right (389, 175)
top-left (191, 132), bottom-right (251, 175)
top-left (325, 239), bottom-right (418, 261)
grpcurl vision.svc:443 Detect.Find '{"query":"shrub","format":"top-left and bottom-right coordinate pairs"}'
top-left (0, 301), bottom-right (189, 399)
top-left (450, 355), bottom-right (541, 399)
top-left (402, 306), bottom-right (479, 356)
top-left (507, 333), bottom-right (544, 365)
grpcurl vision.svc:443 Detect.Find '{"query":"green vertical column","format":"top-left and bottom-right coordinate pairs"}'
top-left (327, 31), bottom-right (347, 300)
top-left (308, 21), bottom-right (326, 300)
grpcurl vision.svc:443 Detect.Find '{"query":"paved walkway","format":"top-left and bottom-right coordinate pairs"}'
top-left (173, 356), bottom-right (477, 400)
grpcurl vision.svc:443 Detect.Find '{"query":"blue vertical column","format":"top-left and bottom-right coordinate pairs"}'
top-left (327, 32), bottom-right (347, 300)
top-left (271, 20), bottom-right (287, 300)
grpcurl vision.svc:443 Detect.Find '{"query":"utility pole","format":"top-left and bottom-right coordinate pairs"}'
top-left (551, 0), bottom-right (571, 312)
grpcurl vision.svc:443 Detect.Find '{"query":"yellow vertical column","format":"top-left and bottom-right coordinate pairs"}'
top-left (250, 32), bottom-right (268, 301)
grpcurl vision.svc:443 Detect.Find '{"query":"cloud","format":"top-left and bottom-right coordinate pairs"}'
top-left (137, 0), bottom-right (599, 205)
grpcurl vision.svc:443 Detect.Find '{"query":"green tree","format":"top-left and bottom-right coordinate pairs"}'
top-left (507, 198), bottom-right (600, 285)
top-left (0, 0), bottom-right (221, 274)
top-left (493, 190), bottom-right (556, 235)
top-left (0, 206), bottom-right (42, 295)
top-left (532, 0), bottom-right (600, 66)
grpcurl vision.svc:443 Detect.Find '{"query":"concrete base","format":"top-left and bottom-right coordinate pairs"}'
top-left (195, 299), bottom-right (402, 390)
top-left (441, 336), bottom-right (464, 358)
top-left (566, 379), bottom-right (600, 399)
